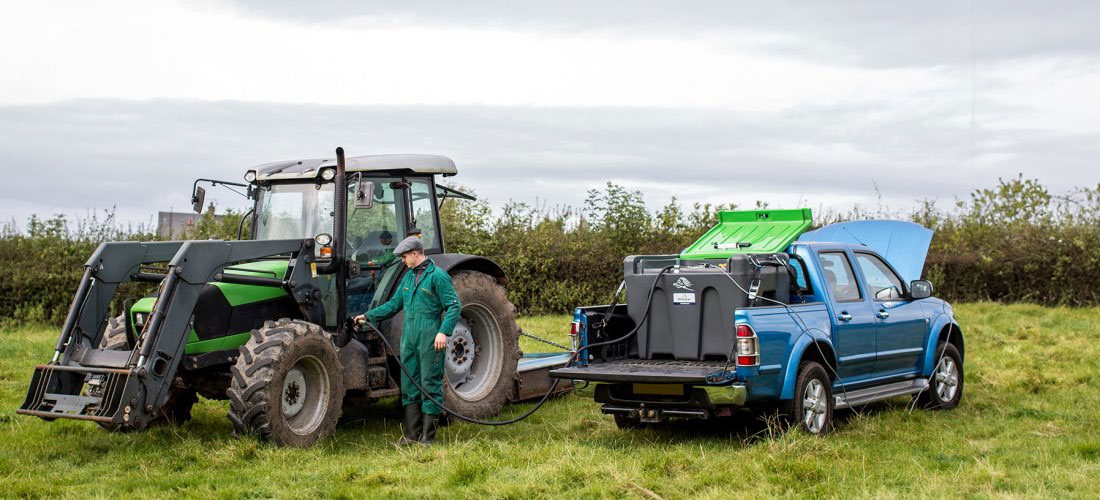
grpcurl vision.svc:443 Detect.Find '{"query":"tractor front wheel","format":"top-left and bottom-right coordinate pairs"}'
top-left (227, 319), bottom-right (345, 447)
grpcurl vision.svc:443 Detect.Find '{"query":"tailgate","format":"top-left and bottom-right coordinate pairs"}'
top-left (549, 359), bottom-right (730, 384)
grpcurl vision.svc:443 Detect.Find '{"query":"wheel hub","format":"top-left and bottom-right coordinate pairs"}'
top-left (283, 368), bottom-right (307, 418)
top-left (446, 321), bottom-right (476, 387)
top-left (934, 357), bottom-right (959, 401)
top-left (802, 379), bottom-right (827, 433)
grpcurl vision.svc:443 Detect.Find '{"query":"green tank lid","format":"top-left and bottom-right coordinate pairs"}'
top-left (679, 208), bottom-right (813, 259)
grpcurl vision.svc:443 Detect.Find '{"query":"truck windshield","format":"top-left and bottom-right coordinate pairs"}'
top-left (254, 183), bottom-right (335, 241)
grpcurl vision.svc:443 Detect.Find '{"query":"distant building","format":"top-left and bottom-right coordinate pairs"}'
top-left (157, 211), bottom-right (226, 239)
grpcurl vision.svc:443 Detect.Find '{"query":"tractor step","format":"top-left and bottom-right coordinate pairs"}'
top-left (18, 364), bottom-right (134, 424)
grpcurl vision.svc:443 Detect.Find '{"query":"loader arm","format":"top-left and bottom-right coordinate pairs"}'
top-left (19, 238), bottom-right (321, 429)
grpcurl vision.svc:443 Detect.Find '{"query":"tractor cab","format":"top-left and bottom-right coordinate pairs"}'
top-left (241, 154), bottom-right (474, 328)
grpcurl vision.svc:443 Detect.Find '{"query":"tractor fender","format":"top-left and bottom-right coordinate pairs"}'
top-left (431, 253), bottom-right (508, 285)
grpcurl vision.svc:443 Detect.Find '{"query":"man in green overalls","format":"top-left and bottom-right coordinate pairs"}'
top-left (355, 236), bottom-right (461, 446)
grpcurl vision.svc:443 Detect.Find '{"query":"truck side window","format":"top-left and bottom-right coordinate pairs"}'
top-left (819, 252), bottom-right (862, 302)
top-left (855, 253), bottom-right (906, 301)
top-left (789, 256), bottom-right (813, 293)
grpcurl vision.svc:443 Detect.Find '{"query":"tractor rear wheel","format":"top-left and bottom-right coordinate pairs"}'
top-left (443, 270), bottom-right (521, 419)
top-left (227, 319), bottom-right (345, 447)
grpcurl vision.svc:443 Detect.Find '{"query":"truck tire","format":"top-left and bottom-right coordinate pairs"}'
top-left (97, 314), bottom-right (196, 430)
top-left (917, 342), bottom-right (963, 410)
top-left (442, 270), bottom-right (521, 419)
top-left (782, 361), bottom-right (833, 435)
top-left (227, 319), bottom-right (345, 447)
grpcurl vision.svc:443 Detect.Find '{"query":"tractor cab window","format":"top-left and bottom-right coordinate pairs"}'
top-left (345, 178), bottom-right (403, 317)
top-left (409, 179), bottom-right (441, 252)
top-left (347, 179), bottom-right (401, 267)
top-left (254, 183), bottom-right (335, 246)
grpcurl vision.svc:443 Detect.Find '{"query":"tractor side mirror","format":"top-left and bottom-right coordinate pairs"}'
top-left (910, 280), bottom-right (933, 299)
top-left (191, 186), bottom-right (206, 213)
top-left (354, 175), bottom-right (374, 209)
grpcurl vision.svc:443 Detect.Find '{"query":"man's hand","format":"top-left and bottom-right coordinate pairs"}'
top-left (353, 314), bottom-right (367, 325)
top-left (433, 333), bottom-right (447, 351)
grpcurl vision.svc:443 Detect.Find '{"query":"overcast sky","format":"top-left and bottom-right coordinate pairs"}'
top-left (2, 0), bottom-right (1098, 230)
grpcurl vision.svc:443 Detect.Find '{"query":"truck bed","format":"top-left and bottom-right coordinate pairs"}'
top-left (550, 359), bottom-right (730, 384)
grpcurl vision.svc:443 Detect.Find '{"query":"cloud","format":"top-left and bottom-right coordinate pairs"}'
top-left (3, 98), bottom-right (1095, 231)
top-left (221, 0), bottom-right (1100, 66)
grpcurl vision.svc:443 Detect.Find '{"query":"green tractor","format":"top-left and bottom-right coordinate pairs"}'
top-left (19, 148), bottom-right (543, 447)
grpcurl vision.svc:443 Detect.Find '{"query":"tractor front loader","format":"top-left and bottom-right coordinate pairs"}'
top-left (19, 238), bottom-right (321, 431)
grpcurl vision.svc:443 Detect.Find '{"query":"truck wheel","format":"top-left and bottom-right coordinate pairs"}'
top-left (97, 314), bottom-right (196, 430)
top-left (443, 271), bottom-right (521, 419)
top-left (918, 342), bottom-right (963, 409)
top-left (227, 319), bottom-right (345, 447)
top-left (783, 361), bottom-right (833, 435)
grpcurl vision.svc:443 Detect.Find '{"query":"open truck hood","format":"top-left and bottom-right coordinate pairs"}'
top-left (797, 220), bottom-right (933, 283)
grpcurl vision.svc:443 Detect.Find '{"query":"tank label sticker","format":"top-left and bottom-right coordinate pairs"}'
top-left (673, 292), bottom-right (696, 305)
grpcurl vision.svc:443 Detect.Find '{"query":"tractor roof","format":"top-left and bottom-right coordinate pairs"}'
top-left (253, 154), bottom-right (457, 181)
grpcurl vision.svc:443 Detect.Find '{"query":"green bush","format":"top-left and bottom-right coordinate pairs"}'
top-left (4, 176), bottom-right (1099, 326)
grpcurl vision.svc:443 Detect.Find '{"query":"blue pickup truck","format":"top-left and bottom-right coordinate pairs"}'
top-left (549, 210), bottom-right (964, 434)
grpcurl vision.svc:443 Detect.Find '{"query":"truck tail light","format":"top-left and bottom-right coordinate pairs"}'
top-left (735, 324), bottom-right (759, 367)
top-left (570, 321), bottom-right (579, 336)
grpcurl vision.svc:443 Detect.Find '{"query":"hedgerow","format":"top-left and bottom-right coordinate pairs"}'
top-left (3, 176), bottom-right (1097, 325)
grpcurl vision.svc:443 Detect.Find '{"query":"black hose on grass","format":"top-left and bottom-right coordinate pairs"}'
top-left (359, 265), bottom-right (673, 426)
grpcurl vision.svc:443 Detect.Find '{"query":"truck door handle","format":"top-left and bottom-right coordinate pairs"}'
top-left (838, 312), bottom-right (852, 322)
top-left (876, 309), bottom-right (890, 319)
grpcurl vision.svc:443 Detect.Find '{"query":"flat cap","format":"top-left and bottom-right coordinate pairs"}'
top-left (393, 236), bottom-right (424, 256)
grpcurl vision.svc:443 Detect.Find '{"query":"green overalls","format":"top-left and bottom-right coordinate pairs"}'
top-left (366, 259), bottom-right (461, 415)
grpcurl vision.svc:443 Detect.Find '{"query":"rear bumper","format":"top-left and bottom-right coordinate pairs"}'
top-left (550, 359), bottom-right (732, 384)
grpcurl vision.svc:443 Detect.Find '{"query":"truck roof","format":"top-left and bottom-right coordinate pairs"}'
top-left (253, 154), bottom-right (458, 181)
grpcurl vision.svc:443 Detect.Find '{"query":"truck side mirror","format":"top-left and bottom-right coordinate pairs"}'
top-left (191, 186), bottom-right (206, 213)
top-left (354, 175), bottom-right (374, 209)
top-left (910, 280), bottom-right (933, 299)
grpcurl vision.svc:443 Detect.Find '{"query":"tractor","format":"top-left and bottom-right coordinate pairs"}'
top-left (19, 148), bottom-right (539, 447)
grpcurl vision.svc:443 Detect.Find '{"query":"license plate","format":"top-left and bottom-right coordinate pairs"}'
top-left (632, 383), bottom-right (684, 396)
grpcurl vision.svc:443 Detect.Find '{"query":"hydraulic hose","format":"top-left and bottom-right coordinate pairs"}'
top-left (356, 265), bottom-right (673, 426)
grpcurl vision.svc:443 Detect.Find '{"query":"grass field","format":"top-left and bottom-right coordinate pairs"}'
top-left (1, 303), bottom-right (1099, 499)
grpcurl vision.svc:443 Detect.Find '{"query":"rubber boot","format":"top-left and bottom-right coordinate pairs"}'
top-left (396, 404), bottom-right (421, 447)
top-left (420, 414), bottom-right (438, 445)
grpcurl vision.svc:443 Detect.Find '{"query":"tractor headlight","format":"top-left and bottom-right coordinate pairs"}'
top-left (244, 170), bottom-right (257, 183)
top-left (320, 168), bottom-right (336, 181)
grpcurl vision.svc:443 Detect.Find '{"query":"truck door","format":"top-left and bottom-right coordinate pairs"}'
top-left (818, 251), bottom-right (877, 384)
top-left (853, 252), bottom-right (926, 378)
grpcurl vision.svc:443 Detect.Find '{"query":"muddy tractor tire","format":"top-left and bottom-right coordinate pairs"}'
top-left (227, 319), bottom-right (345, 447)
top-left (97, 314), bottom-right (197, 431)
top-left (443, 270), bottom-right (521, 419)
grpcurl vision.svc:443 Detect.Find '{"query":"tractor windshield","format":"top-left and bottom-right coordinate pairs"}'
top-left (254, 183), bottom-right (336, 241)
